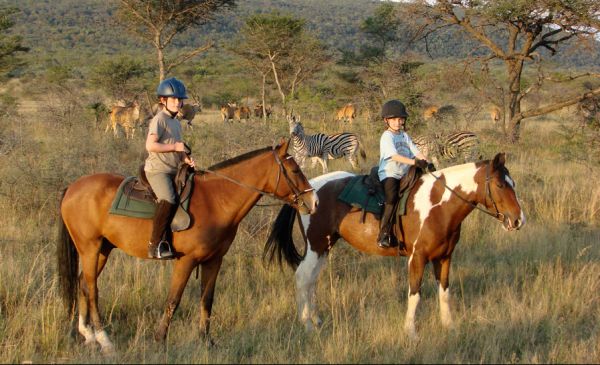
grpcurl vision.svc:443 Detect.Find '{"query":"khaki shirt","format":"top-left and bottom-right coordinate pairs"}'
top-left (144, 110), bottom-right (183, 174)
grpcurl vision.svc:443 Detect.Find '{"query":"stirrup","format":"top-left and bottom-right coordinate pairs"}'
top-left (377, 235), bottom-right (391, 248)
top-left (148, 240), bottom-right (175, 260)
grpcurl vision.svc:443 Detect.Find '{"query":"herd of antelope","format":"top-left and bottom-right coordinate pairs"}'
top-left (102, 95), bottom-right (504, 145)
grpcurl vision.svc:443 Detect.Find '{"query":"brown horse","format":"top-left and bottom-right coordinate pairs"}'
top-left (264, 153), bottom-right (525, 339)
top-left (57, 139), bottom-right (318, 354)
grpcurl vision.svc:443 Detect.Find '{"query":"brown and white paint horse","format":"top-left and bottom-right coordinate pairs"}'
top-left (264, 153), bottom-right (525, 338)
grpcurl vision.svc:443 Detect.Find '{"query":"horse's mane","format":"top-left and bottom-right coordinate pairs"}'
top-left (207, 146), bottom-right (273, 171)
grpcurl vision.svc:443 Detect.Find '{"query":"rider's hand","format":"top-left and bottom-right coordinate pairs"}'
top-left (415, 159), bottom-right (428, 170)
top-left (427, 163), bottom-right (436, 172)
top-left (185, 157), bottom-right (196, 168)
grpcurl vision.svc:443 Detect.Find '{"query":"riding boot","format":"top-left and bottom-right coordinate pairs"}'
top-left (148, 200), bottom-right (176, 260)
top-left (377, 203), bottom-right (395, 248)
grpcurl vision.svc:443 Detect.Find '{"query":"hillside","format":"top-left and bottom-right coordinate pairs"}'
top-left (5, 0), bottom-right (600, 74)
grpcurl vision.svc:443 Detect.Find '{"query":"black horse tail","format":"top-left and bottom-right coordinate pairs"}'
top-left (57, 187), bottom-right (79, 314)
top-left (263, 204), bottom-right (304, 270)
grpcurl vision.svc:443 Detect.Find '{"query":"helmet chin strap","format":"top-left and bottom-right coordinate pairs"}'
top-left (165, 106), bottom-right (178, 117)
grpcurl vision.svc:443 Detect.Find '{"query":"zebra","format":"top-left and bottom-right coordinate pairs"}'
top-left (412, 131), bottom-right (481, 167)
top-left (288, 115), bottom-right (366, 173)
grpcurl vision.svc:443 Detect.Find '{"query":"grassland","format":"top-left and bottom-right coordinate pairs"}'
top-left (0, 91), bottom-right (598, 363)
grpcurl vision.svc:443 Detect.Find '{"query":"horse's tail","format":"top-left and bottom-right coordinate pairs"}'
top-left (57, 188), bottom-right (79, 313)
top-left (263, 204), bottom-right (303, 269)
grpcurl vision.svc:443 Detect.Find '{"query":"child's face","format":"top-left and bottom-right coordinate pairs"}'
top-left (385, 117), bottom-right (406, 132)
top-left (163, 96), bottom-right (183, 112)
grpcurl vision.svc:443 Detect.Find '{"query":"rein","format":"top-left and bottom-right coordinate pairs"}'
top-left (426, 162), bottom-right (504, 221)
top-left (196, 149), bottom-right (314, 208)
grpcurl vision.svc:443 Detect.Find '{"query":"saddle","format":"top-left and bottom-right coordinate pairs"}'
top-left (109, 162), bottom-right (195, 232)
top-left (338, 165), bottom-right (423, 223)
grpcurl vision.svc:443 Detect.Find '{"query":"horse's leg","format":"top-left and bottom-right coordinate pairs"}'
top-left (432, 257), bottom-right (453, 328)
top-left (347, 154), bottom-right (358, 170)
top-left (80, 246), bottom-right (115, 355)
top-left (404, 253), bottom-right (427, 339)
top-left (318, 156), bottom-right (328, 174)
top-left (77, 244), bottom-right (113, 346)
top-left (295, 249), bottom-right (327, 331)
top-left (197, 256), bottom-right (224, 343)
top-left (154, 257), bottom-right (197, 342)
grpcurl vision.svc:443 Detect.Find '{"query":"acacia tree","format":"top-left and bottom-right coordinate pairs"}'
top-left (359, 2), bottom-right (402, 61)
top-left (232, 13), bottom-right (329, 116)
top-left (404, 0), bottom-right (600, 141)
top-left (115, 0), bottom-right (235, 81)
top-left (0, 6), bottom-right (29, 76)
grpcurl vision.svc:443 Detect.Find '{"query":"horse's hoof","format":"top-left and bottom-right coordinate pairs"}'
top-left (204, 338), bottom-right (216, 348)
top-left (154, 333), bottom-right (166, 343)
top-left (313, 317), bottom-right (323, 328)
top-left (101, 344), bottom-right (116, 357)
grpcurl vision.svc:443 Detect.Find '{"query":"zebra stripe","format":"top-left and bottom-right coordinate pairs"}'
top-left (413, 131), bottom-right (481, 165)
top-left (289, 118), bottom-right (365, 173)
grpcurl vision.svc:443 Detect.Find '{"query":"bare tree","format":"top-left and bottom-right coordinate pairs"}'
top-left (232, 13), bottom-right (329, 116)
top-left (116, 0), bottom-right (235, 81)
top-left (404, 0), bottom-right (600, 142)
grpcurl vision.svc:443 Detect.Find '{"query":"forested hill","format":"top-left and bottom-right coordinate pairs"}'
top-left (5, 0), bottom-right (600, 71)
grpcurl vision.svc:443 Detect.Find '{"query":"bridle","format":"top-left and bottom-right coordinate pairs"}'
top-left (197, 148), bottom-right (314, 209)
top-left (427, 162), bottom-right (504, 222)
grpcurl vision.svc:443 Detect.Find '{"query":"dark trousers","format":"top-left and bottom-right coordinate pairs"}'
top-left (382, 177), bottom-right (400, 205)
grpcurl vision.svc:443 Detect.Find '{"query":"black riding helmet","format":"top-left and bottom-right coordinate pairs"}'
top-left (156, 77), bottom-right (188, 99)
top-left (381, 99), bottom-right (408, 119)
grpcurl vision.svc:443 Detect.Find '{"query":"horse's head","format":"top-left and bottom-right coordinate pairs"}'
top-left (272, 139), bottom-right (318, 214)
top-left (482, 153), bottom-right (526, 231)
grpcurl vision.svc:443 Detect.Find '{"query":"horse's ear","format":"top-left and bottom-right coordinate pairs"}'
top-left (278, 137), bottom-right (290, 155)
top-left (493, 153), bottom-right (506, 168)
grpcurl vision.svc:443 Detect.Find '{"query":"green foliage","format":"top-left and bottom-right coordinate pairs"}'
top-left (358, 2), bottom-right (400, 61)
top-left (89, 56), bottom-right (150, 100)
top-left (0, 6), bottom-right (29, 77)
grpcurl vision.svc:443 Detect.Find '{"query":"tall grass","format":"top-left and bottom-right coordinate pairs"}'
top-left (0, 97), bottom-right (598, 363)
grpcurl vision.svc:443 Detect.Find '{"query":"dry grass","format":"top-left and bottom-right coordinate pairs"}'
top-left (0, 97), bottom-right (598, 363)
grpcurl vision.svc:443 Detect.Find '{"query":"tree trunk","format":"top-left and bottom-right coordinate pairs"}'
top-left (261, 73), bottom-right (267, 124)
top-left (270, 58), bottom-right (287, 115)
top-left (505, 59), bottom-right (524, 141)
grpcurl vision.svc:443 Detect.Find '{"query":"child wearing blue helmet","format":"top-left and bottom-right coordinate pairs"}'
top-left (145, 77), bottom-right (196, 259)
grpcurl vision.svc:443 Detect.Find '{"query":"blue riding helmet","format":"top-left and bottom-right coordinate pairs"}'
top-left (156, 77), bottom-right (188, 99)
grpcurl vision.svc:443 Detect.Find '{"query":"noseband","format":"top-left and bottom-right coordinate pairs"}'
top-left (271, 151), bottom-right (315, 209)
top-left (198, 149), bottom-right (314, 209)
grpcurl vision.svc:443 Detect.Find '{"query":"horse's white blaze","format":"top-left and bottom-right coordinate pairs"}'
top-left (505, 174), bottom-right (515, 188)
top-left (404, 292), bottom-right (420, 338)
top-left (295, 247), bottom-right (327, 329)
top-left (438, 283), bottom-right (453, 327)
top-left (78, 315), bottom-right (95, 344)
top-left (414, 163), bottom-right (479, 228)
top-left (505, 174), bottom-right (527, 227)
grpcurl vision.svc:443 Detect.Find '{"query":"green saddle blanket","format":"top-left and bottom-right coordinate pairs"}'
top-left (109, 174), bottom-right (193, 219)
top-left (337, 175), bottom-right (410, 217)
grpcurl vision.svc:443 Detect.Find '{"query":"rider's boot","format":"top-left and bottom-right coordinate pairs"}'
top-left (148, 200), bottom-right (176, 260)
top-left (377, 203), bottom-right (395, 248)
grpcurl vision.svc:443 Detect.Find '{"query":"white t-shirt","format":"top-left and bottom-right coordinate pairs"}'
top-left (378, 130), bottom-right (421, 180)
